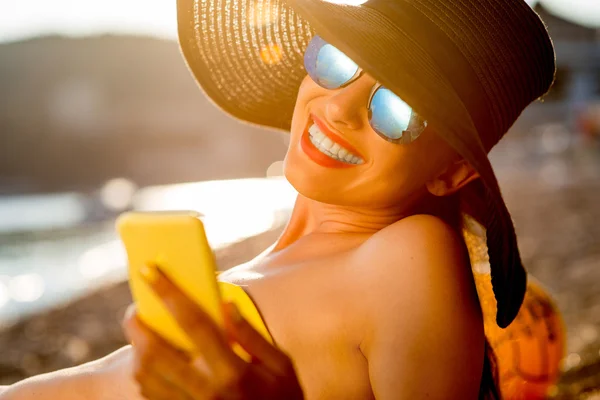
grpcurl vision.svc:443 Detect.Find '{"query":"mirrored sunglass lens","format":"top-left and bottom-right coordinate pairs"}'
top-left (369, 88), bottom-right (415, 141)
top-left (304, 36), bottom-right (359, 90)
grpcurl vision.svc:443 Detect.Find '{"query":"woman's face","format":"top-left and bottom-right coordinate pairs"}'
top-left (283, 72), bottom-right (463, 209)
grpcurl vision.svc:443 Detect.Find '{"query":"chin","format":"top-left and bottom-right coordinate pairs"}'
top-left (284, 158), bottom-right (332, 204)
top-left (282, 132), bottom-right (392, 207)
top-left (282, 154), bottom-right (349, 205)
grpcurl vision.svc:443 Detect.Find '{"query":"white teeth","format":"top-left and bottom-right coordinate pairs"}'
top-left (307, 123), bottom-right (364, 165)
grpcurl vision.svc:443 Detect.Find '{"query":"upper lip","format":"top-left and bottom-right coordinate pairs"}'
top-left (309, 114), bottom-right (364, 160)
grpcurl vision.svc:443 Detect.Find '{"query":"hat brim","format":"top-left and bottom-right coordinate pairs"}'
top-left (177, 0), bottom-right (527, 328)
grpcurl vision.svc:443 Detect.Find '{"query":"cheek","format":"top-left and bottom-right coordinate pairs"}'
top-left (333, 154), bottom-right (417, 207)
top-left (378, 132), bottom-right (455, 184)
top-left (371, 159), bottom-right (423, 201)
top-left (357, 140), bottom-right (442, 202)
top-left (289, 77), bottom-right (316, 142)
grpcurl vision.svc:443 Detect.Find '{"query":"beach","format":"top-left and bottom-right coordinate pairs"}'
top-left (1, 136), bottom-right (599, 398)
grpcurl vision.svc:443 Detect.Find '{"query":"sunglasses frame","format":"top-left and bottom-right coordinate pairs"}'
top-left (304, 36), bottom-right (428, 145)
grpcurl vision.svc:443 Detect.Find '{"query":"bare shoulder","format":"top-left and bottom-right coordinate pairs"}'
top-left (353, 213), bottom-right (479, 317)
top-left (351, 215), bottom-right (484, 397)
top-left (365, 213), bottom-right (465, 255)
top-left (355, 213), bottom-right (470, 282)
top-left (0, 346), bottom-right (142, 400)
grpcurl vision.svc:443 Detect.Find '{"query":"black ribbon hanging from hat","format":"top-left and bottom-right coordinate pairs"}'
top-left (176, 0), bottom-right (556, 328)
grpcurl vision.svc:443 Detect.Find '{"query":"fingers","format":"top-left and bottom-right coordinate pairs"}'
top-left (122, 305), bottom-right (209, 399)
top-left (139, 262), bottom-right (249, 392)
top-left (133, 359), bottom-right (193, 400)
top-left (224, 302), bottom-right (304, 399)
top-left (139, 263), bottom-right (240, 369)
top-left (121, 299), bottom-right (304, 400)
top-left (224, 302), bottom-right (295, 376)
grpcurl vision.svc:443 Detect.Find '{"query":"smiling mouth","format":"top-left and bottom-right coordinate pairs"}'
top-left (303, 113), bottom-right (365, 166)
top-left (307, 123), bottom-right (365, 165)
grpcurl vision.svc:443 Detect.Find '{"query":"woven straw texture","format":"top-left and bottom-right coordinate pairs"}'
top-left (177, 0), bottom-right (556, 328)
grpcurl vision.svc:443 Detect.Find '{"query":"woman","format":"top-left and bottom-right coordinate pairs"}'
top-left (0, 0), bottom-right (556, 399)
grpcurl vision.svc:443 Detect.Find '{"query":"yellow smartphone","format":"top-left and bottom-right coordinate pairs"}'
top-left (116, 211), bottom-right (222, 353)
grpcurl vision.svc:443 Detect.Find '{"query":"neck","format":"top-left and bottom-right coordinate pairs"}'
top-left (273, 190), bottom-right (450, 251)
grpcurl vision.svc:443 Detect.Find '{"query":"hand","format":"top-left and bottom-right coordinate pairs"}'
top-left (121, 264), bottom-right (304, 400)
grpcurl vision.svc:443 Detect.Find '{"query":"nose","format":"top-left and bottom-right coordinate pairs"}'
top-left (324, 75), bottom-right (373, 130)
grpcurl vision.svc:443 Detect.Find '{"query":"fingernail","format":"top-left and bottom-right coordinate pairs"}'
top-left (190, 355), bottom-right (213, 377)
top-left (124, 303), bottom-right (136, 320)
top-left (229, 302), bottom-right (242, 323)
top-left (140, 263), bottom-right (160, 284)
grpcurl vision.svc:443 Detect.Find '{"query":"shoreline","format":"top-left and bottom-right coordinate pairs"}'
top-left (1, 160), bottom-right (599, 397)
top-left (0, 225), bottom-right (284, 385)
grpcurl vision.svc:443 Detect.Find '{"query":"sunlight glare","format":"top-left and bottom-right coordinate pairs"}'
top-left (0, 280), bottom-right (9, 309)
top-left (1, 0), bottom-right (598, 44)
top-left (260, 44), bottom-right (283, 65)
top-left (247, 0), bottom-right (280, 27)
top-left (100, 178), bottom-right (138, 211)
top-left (9, 273), bottom-right (45, 302)
top-left (0, 0), bottom-right (177, 43)
top-left (133, 178), bottom-right (297, 248)
top-left (540, 0), bottom-right (600, 28)
top-left (322, 0), bottom-right (369, 5)
top-left (78, 240), bottom-right (127, 279)
top-left (266, 161), bottom-right (285, 177)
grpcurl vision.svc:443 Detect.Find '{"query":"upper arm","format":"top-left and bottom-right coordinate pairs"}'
top-left (357, 215), bottom-right (484, 400)
top-left (0, 346), bottom-right (142, 400)
top-left (0, 368), bottom-right (99, 400)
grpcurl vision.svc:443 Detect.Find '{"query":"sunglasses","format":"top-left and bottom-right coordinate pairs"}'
top-left (303, 35), bottom-right (427, 145)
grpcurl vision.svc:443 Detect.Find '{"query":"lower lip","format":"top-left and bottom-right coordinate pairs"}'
top-left (300, 124), bottom-right (356, 169)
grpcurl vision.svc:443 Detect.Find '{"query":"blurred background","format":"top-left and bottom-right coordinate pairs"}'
top-left (0, 0), bottom-right (599, 398)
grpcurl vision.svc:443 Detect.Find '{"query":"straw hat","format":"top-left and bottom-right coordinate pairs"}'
top-left (176, 0), bottom-right (556, 328)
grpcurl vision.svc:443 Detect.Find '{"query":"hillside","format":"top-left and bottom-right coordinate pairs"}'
top-left (0, 35), bottom-right (287, 194)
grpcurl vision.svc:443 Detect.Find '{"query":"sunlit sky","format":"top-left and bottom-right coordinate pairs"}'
top-left (0, 0), bottom-right (598, 44)
top-left (526, 0), bottom-right (600, 28)
top-left (0, 1), bottom-right (177, 43)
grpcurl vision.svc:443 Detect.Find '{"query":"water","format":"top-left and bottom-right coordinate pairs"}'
top-left (3, 132), bottom-right (596, 329)
top-left (0, 177), bottom-right (297, 327)
top-left (0, 193), bottom-right (87, 233)
top-left (0, 225), bottom-right (120, 327)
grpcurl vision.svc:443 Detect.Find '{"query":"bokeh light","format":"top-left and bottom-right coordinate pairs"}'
top-left (0, 0), bottom-right (599, 396)
top-left (78, 241), bottom-right (126, 280)
top-left (247, 0), bottom-right (280, 27)
top-left (100, 178), bottom-right (137, 211)
top-left (133, 178), bottom-right (297, 248)
top-left (260, 44), bottom-right (283, 65)
top-left (0, 279), bottom-right (9, 308)
top-left (9, 274), bottom-right (45, 303)
top-left (266, 161), bottom-right (285, 177)
top-left (564, 353), bottom-right (582, 370)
